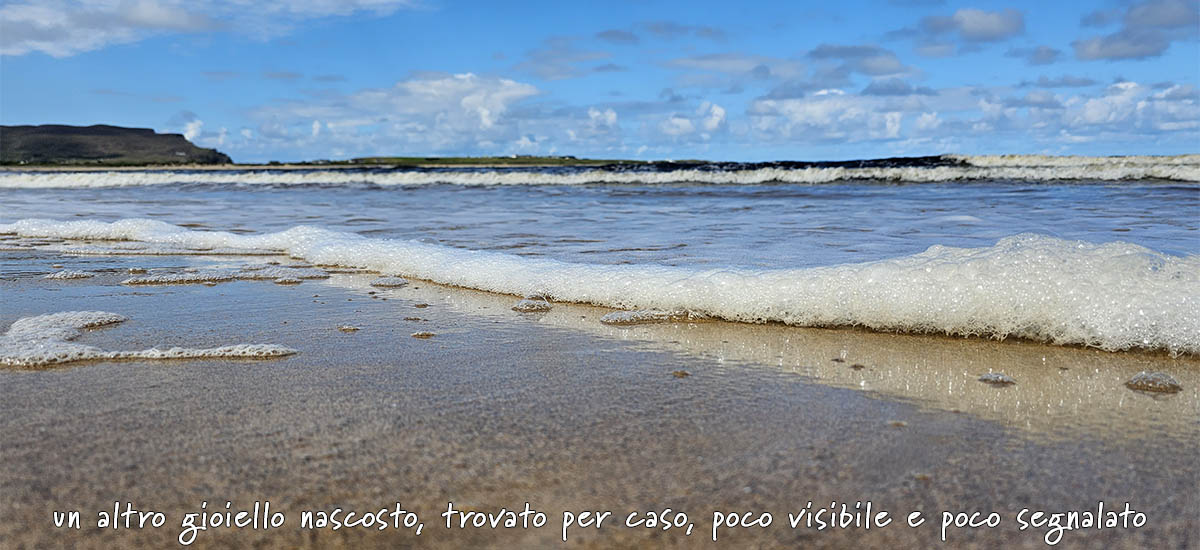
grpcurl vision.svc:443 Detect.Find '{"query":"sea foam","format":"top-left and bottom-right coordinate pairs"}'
top-left (0, 311), bottom-right (297, 367)
top-left (0, 154), bottom-right (1196, 188)
top-left (2, 218), bottom-right (1197, 355)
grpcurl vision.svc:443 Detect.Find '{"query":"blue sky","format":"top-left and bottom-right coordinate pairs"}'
top-left (1, 0), bottom-right (1197, 162)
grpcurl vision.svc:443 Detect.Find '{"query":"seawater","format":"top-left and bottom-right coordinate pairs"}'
top-left (1, 156), bottom-right (1198, 355)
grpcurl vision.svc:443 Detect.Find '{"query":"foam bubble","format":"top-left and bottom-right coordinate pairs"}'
top-left (4, 218), bottom-right (1197, 355)
top-left (512, 298), bottom-right (553, 312)
top-left (122, 271), bottom-right (235, 285)
top-left (370, 276), bottom-right (409, 287)
top-left (53, 243), bottom-right (280, 256)
top-left (44, 270), bottom-right (96, 280)
top-left (0, 310), bottom-right (297, 368)
top-left (235, 266), bottom-right (329, 280)
top-left (1125, 371), bottom-right (1183, 393)
top-left (978, 372), bottom-right (1016, 386)
top-left (600, 310), bottom-right (696, 325)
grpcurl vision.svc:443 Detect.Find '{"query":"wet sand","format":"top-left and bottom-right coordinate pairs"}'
top-left (1, 249), bottom-right (1197, 549)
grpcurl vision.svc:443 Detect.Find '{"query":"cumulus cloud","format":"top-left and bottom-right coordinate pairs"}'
top-left (183, 119), bottom-right (203, 141)
top-left (248, 73), bottom-right (539, 155)
top-left (1073, 0), bottom-right (1199, 61)
top-left (749, 90), bottom-right (907, 142)
top-left (1005, 45), bottom-right (1061, 65)
top-left (658, 115), bottom-right (695, 136)
top-left (0, 0), bottom-right (417, 57)
top-left (894, 8), bottom-right (1025, 57)
top-left (653, 102), bottom-right (726, 142)
top-left (920, 8), bottom-right (1025, 42)
top-left (743, 77), bottom-right (1196, 150)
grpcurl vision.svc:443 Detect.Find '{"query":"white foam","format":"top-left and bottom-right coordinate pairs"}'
top-left (122, 271), bottom-right (235, 285)
top-left (234, 266), bottom-right (329, 280)
top-left (55, 243), bottom-right (280, 256)
top-left (0, 154), bottom-right (1196, 188)
top-left (978, 372), bottom-right (1016, 386)
top-left (44, 270), bottom-right (96, 279)
top-left (0, 311), bottom-right (297, 367)
top-left (369, 276), bottom-right (409, 287)
top-left (512, 298), bottom-right (553, 312)
top-left (118, 265), bottom-right (327, 285)
top-left (3, 218), bottom-right (1197, 355)
top-left (599, 310), bottom-right (696, 325)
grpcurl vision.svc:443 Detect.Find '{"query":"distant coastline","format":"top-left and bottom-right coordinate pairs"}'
top-left (2, 125), bottom-right (1196, 174)
top-left (0, 124), bottom-right (231, 166)
top-left (0, 160), bottom-right (655, 171)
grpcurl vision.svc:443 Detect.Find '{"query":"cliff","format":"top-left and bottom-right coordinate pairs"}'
top-left (0, 124), bottom-right (232, 165)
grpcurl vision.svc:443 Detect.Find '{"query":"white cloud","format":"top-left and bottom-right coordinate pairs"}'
top-left (748, 90), bottom-right (921, 143)
top-left (700, 102), bottom-right (726, 132)
top-left (915, 112), bottom-right (941, 132)
top-left (746, 78), bottom-right (1197, 149)
top-left (588, 107), bottom-right (618, 128)
top-left (659, 116), bottom-right (695, 136)
top-left (250, 73), bottom-right (541, 154)
top-left (183, 119), bottom-right (203, 141)
top-left (0, 0), bottom-right (416, 57)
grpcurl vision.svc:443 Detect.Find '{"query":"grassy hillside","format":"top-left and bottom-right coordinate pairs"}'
top-left (0, 125), bottom-right (232, 165)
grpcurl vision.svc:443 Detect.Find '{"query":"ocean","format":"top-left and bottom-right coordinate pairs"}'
top-left (2, 154), bottom-right (1198, 360)
top-left (3, 154), bottom-right (1200, 549)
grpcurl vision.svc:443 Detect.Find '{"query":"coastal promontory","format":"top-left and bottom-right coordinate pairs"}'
top-left (0, 124), bottom-right (231, 165)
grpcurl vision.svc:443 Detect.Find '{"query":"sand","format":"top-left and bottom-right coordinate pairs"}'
top-left (1, 248), bottom-right (1197, 549)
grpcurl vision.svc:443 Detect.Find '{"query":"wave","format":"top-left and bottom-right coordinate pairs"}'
top-left (1, 154), bottom-right (1197, 188)
top-left (3, 218), bottom-right (1197, 355)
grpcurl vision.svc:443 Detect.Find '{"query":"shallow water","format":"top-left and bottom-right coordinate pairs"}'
top-left (2, 178), bottom-right (1197, 267)
top-left (2, 162), bottom-right (1198, 548)
top-left (2, 166), bottom-right (1199, 355)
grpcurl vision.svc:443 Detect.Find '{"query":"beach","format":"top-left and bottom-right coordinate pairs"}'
top-left (2, 243), bottom-right (1196, 549)
top-left (5, 0), bottom-right (1200, 546)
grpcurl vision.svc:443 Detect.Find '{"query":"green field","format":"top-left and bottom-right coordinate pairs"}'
top-left (329, 156), bottom-right (654, 166)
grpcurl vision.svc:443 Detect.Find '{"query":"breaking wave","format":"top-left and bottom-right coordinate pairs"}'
top-left (1, 154), bottom-right (1197, 188)
top-left (3, 218), bottom-right (1196, 355)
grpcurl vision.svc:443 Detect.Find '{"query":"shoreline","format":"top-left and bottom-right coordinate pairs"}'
top-left (2, 249), bottom-right (1196, 548)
